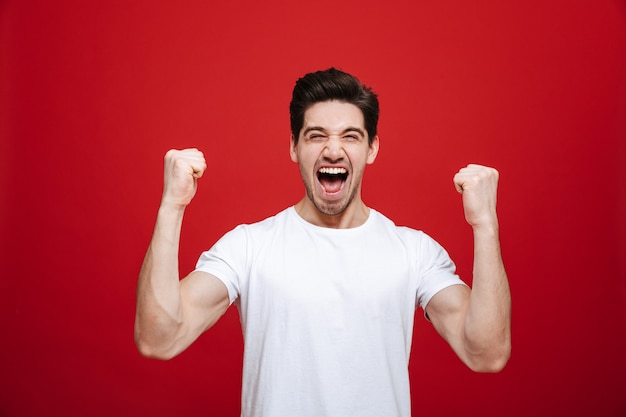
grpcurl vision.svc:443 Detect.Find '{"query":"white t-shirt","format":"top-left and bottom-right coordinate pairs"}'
top-left (195, 207), bottom-right (465, 417)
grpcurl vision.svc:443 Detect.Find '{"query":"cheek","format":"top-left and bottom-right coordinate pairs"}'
top-left (350, 150), bottom-right (372, 168)
top-left (295, 147), bottom-right (321, 168)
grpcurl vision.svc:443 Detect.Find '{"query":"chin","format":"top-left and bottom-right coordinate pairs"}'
top-left (313, 197), bottom-right (351, 217)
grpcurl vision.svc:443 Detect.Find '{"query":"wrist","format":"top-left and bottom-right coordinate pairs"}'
top-left (471, 220), bottom-right (499, 237)
top-left (157, 201), bottom-right (187, 220)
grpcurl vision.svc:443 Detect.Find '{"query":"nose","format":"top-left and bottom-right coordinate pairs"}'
top-left (323, 136), bottom-right (344, 161)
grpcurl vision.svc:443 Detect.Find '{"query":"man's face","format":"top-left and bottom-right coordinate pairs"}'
top-left (290, 100), bottom-right (379, 217)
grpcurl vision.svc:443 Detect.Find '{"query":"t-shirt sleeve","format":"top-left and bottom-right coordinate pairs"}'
top-left (415, 233), bottom-right (467, 312)
top-left (194, 225), bottom-right (248, 305)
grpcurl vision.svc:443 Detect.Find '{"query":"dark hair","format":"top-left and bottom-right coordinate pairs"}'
top-left (289, 68), bottom-right (379, 145)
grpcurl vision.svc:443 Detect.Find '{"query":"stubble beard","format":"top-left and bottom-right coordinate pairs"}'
top-left (303, 174), bottom-right (362, 217)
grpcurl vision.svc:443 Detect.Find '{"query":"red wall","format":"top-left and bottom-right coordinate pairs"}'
top-left (1, 1), bottom-right (625, 416)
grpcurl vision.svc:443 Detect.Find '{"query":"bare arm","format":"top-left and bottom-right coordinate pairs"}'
top-left (134, 149), bottom-right (230, 360)
top-left (426, 164), bottom-right (511, 372)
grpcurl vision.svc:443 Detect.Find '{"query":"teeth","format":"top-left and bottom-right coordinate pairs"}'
top-left (319, 167), bottom-right (347, 175)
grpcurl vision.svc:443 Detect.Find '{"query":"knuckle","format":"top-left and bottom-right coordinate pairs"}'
top-left (165, 149), bottom-right (183, 162)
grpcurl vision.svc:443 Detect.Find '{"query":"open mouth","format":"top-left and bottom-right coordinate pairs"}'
top-left (317, 167), bottom-right (348, 194)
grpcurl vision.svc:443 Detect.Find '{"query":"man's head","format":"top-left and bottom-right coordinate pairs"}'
top-left (289, 70), bottom-right (380, 225)
top-left (289, 68), bottom-right (379, 145)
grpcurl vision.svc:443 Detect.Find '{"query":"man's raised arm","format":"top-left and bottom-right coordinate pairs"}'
top-left (426, 164), bottom-right (511, 372)
top-left (134, 149), bottom-right (230, 360)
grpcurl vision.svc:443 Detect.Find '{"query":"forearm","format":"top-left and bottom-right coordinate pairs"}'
top-left (134, 203), bottom-right (187, 357)
top-left (463, 222), bottom-right (511, 371)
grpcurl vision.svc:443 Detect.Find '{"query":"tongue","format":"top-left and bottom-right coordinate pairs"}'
top-left (320, 176), bottom-right (343, 193)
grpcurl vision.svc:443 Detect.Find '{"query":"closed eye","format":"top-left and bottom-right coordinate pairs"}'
top-left (305, 131), bottom-right (327, 141)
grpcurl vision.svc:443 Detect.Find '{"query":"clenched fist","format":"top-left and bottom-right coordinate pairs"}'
top-left (161, 148), bottom-right (207, 208)
top-left (453, 164), bottom-right (499, 228)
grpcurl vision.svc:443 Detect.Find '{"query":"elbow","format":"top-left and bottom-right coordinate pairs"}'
top-left (462, 321), bottom-right (511, 373)
top-left (467, 343), bottom-right (511, 373)
top-left (134, 308), bottom-right (188, 360)
top-left (135, 339), bottom-right (173, 360)
top-left (134, 326), bottom-right (179, 361)
top-left (469, 353), bottom-right (510, 373)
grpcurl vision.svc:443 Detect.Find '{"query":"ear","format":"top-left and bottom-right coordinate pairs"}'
top-left (290, 134), bottom-right (298, 163)
top-left (367, 135), bottom-right (380, 164)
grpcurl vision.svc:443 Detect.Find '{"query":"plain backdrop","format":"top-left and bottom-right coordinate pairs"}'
top-left (1, 0), bottom-right (625, 416)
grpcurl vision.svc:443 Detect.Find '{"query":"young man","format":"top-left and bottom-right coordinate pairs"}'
top-left (135, 68), bottom-right (511, 417)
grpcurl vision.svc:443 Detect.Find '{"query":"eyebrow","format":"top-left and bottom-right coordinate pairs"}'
top-left (302, 126), bottom-right (366, 136)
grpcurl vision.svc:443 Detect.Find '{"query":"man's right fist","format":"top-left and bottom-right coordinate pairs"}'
top-left (161, 148), bottom-right (207, 207)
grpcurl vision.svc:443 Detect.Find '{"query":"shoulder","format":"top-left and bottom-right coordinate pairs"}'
top-left (369, 209), bottom-right (426, 241)
top-left (197, 207), bottom-right (293, 276)
top-left (220, 207), bottom-right (293, 245)
top-left (237, 207), bottom-right (292, 233)
top-left (369, 209), bottom-right (451, 257)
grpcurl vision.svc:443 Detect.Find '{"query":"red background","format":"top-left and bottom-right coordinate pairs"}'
top-left (1, 0), bottom-right (625, 416)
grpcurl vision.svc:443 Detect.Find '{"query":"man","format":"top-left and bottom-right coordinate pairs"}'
top-left (135, 68), bottom-right (511, 417)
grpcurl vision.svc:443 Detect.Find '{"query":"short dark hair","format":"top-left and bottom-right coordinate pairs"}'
top-left (289, 68), bottom-right (379, 145)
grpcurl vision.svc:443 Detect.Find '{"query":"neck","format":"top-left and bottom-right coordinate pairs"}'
top-left (294, 197), bottom-right (370, 229)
